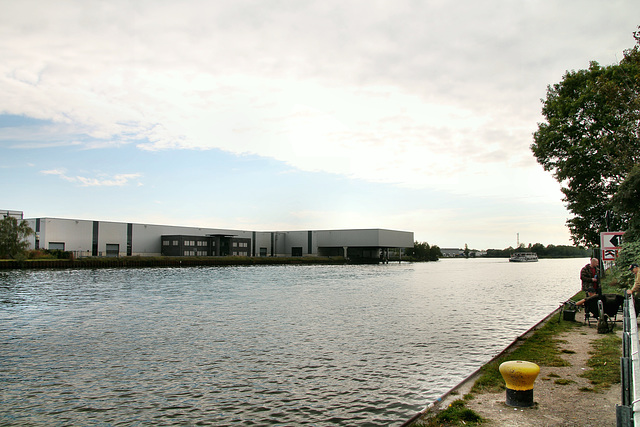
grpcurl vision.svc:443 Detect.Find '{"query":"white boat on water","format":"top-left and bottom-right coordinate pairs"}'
top-left (509, 252), bottom-right (538, 262)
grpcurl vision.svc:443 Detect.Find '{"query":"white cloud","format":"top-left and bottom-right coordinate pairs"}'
top-left (1, 0), bottom-right (637, 246)
top-left (41, 169), bottom-right (142, 187)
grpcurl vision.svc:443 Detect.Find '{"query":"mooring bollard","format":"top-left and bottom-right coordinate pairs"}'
top-left (499, 360), bottom-right (540, 407)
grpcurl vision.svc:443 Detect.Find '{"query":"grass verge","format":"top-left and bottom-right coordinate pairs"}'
top-left (419, 399), bottom-right (484, 427)
top-left (579, 333), bottom-right (621, 392)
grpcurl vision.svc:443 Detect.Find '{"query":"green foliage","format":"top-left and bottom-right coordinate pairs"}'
top-left (26, 249), bottom-right (73, 260)
top-left (611, 240), bottom-right (640, 288)
top-left (530, 31), bottom-right (640, 246)
top-left (612, 165), bottom-right (640, 242)
top-left (485, 244), bottom-right (588, 258)
top-left (406, 241), bottom-right (441, 261)
top-left (0, 216), bottom-right (34, 259)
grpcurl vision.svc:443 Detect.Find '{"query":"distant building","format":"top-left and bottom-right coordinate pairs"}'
top-left (440, 248), bottom-right (464, 257)
top-left (439, 248), bottom-right (487, 258)
top-left (24, 216), bottom-right (414, 262)
top-left (1, 210), bottom-right (24, 220)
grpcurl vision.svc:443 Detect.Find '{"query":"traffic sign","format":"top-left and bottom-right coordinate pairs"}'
top-left (600, 232), bottom-right (624, 249)
top-left (602, 249), bottom-right (618, 261)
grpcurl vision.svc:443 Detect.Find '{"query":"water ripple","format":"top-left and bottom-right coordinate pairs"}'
top-left (0, 259), bottom-right (585, 425)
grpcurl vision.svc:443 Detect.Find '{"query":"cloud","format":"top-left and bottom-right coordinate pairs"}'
top-left (41, 168), bottom-right (142, 187)
top-left (1, 0), bottom-right (638, 202)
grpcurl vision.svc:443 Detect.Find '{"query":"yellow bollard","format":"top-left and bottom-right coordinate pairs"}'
top-left (499, 360), bottom-right (540, 407)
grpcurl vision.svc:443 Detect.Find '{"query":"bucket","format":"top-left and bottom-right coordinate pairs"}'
top-left (563, 309), bottom-right (576, 321)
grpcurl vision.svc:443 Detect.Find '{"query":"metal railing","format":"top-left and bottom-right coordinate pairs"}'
top-left (618, 294), bottom-right (640, 426)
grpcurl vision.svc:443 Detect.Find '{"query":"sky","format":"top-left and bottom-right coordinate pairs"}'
top-left (1, 1), bottom-right (638, 250)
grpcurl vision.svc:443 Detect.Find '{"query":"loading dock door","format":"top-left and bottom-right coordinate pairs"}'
top-left (106, 244), bottom-right (119, 257)
top-left (48, 242), bottom-right (65, 251)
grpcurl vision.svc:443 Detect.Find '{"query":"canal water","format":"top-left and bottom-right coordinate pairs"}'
top-left (1, 258), bottom-right (587, 426)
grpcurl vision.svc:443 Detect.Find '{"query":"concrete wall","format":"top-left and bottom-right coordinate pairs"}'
top-left (99, 221), bottom-right (128, 256)
top-left (27, 218), bottom-right (94, 255)
top-left (281, 231), bottom-right (311, 256)
top-left (253, 232), bottom-right (273, 257)
top-left (315, 229), bottom-right (413, 248)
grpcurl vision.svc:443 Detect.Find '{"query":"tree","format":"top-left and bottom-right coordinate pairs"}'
top-left (0, 216), bottom-right (34, 259)
top-left (531, 29), bottom-right (640, 246)
top-left (612, 164), bottom-right (640, 242)
top-left (406, 241), bottom-right (441, 261)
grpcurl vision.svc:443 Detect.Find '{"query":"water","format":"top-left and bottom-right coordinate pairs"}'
top-left (0, 258), bottom-right (586, 426)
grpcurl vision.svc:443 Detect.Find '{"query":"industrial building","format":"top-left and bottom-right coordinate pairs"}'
top-left (20, 215), bottom-right (414, 261)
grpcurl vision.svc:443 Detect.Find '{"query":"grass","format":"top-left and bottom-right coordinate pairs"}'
top-left (419, 400), bottom-right (484, 427)
top-left (554, 378), bottom-right (575, 385)
top-left (579, 333), bottom-right (621, 392)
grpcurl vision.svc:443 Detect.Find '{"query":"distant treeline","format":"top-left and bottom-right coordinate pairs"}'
top-left (485, 244), bottom-right (590, 258)
top-left (405, 242), bottom-right (442, 261)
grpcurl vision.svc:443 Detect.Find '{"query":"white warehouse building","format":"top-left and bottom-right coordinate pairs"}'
top-left (24, 216), bottom-right (414, 261)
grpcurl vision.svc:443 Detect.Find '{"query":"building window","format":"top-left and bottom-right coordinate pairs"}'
top-left (163, 240), bottom-right (170, 246)
top-left (233, 242), bottom-right (238, 248)
top-left (197, 241), bottom-right (207, 246)
top-left (173, 240), bottom-right (178, 246)
top-left (184, 250), bottom-right (195, 256)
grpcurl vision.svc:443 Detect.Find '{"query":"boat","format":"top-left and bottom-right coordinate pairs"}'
top-left (509, 252), bottom-right (538, 262)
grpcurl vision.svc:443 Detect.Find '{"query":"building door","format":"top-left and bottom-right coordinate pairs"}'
top-left (106, 244), bottom-right (119, 257)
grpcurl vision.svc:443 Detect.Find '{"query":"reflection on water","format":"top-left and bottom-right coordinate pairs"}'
top-left (0, 258), bottom-right (586, 425)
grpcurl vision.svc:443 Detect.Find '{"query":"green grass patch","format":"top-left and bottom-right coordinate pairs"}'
top-left (418, 399), bottom-right (485, 426)
top-left (579, 334), bottom-right (621, 392)
top-left (554, 378), bottom-right (575, 385)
